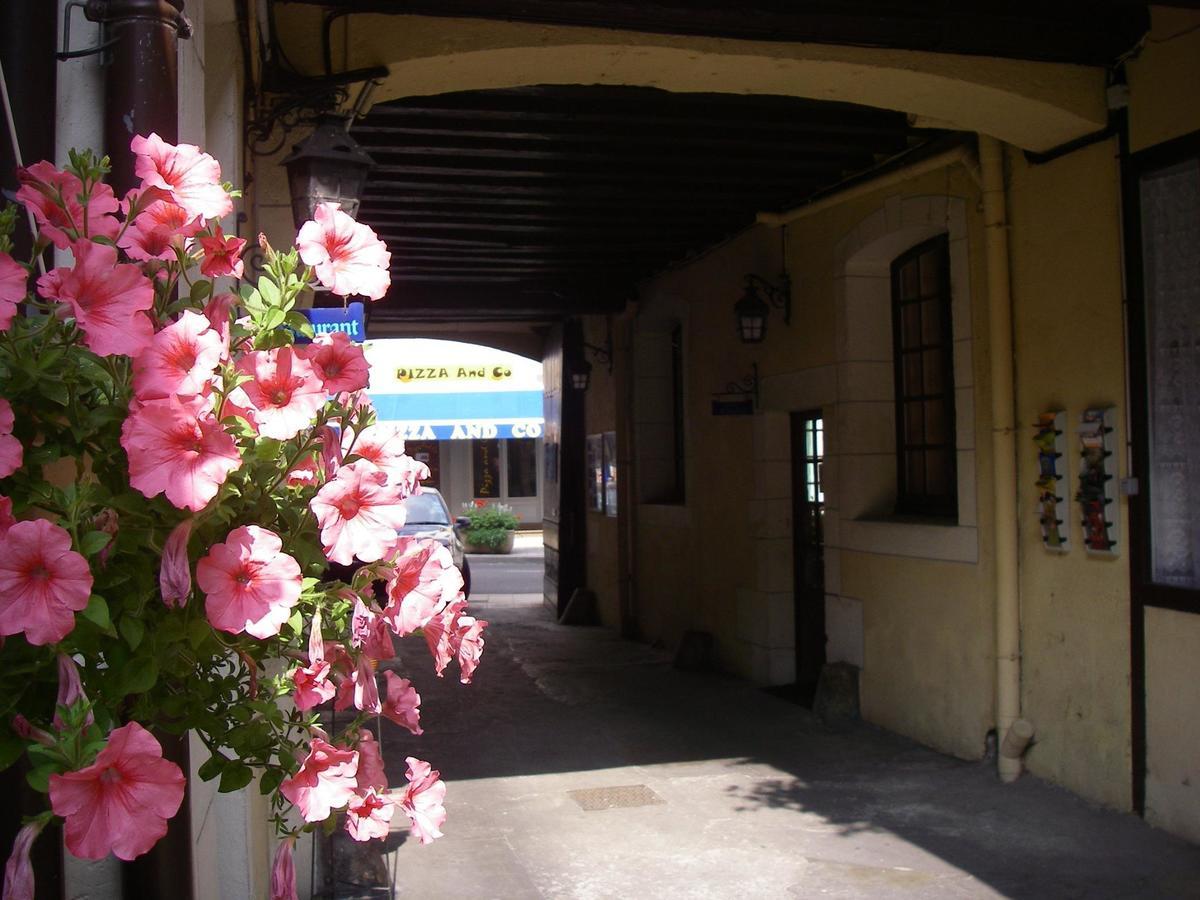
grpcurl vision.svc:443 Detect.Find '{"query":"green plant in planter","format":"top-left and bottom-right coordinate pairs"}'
top-left (459, 503), bottom-right (520, 549)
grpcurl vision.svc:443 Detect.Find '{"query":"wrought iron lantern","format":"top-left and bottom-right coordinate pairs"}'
top-left (734, 272), bottom-right (791, 344)
top-left (282, 114), bottom-right (375, 227)
top-left (570, 357), bottom-right (593, 391)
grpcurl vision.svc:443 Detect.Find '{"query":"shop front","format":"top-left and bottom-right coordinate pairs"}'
top-left (363, 338), bottom-right (545, 527)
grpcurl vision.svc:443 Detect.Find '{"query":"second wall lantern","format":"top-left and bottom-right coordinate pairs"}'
top-left (282, 114), bottom-right (376, 228)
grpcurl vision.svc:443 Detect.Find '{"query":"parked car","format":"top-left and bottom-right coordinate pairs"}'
top-left (324, 487), bottom-right (472, 599)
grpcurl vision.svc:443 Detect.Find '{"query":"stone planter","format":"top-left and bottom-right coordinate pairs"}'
top-left (463, 530), bottom-right (515, 554)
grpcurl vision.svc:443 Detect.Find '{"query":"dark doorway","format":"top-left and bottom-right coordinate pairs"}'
top-left (791, 411), bottom-right (827, 706)
top-left (542, 322), bottom-right (587, 616)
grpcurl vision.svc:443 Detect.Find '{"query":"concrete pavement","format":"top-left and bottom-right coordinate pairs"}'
top-left (326, 602), bottom-right (1200, 899)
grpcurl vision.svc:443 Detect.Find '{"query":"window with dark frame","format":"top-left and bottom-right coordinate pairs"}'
top-left (891, 235), bottom-right (957, 518)
top-left (668, 321), bottom-right (686, 503)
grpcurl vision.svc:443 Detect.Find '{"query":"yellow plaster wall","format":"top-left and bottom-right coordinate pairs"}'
top-left (1144, 607), bottom-right (1200, 843)
top-left (1007, 140), bottom-right (1132, 810)
top-left (1127, 7), bottom-right (1200, 152)
top-left (629, 165), bottom-right (996, 758)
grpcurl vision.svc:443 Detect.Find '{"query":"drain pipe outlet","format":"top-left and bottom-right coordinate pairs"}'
top-left (1000, 718), bottom-right (1035, 760)
top-left (979, 133), bottom-right (1024, 784)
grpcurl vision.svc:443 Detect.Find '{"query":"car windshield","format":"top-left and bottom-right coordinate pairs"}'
top-left (403, 492), bottom-right (450, 525)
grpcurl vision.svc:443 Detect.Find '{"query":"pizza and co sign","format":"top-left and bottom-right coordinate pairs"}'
top-left (397, 365), bottom-right (514, 382)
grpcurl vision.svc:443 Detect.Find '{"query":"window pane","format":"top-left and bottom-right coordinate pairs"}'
top-left (906, 450), bottom-right (926, 495)
top-left (1142, 158), bottom-right (1200, 587)
top-left (921, 298), bottom-right (942, 345)
top-left (919, 248), bottom-right (941, 295)
top-left (900, 260), bottom-right (919, 299)
top-left (506, 438), bottom-right (538, 497)
top-left (923, 349), bottom-right (944, 394)
top-left (925, 398), bottom-right (947, 445)
top-left (904, 401), bottom-right (924, 445)
top-left (902, 351), bottom-right (923, 394)
top-left (925, 449), bottom-right (953, 497)
top-left (901, 302), bottom-right (921, 346)
top-left (472, 439), bottom-right (501, 498)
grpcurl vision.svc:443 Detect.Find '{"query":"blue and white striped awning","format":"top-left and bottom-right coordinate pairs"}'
top-left (362, 339), bottom-right (544, 440)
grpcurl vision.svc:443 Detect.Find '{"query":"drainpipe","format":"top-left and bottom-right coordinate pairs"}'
top-left (84, 0), bottom-right (191, 192)
top-left (979, 134), bottom-right (1030, 783)
top-left (81, 2), bottom-right (197, 894)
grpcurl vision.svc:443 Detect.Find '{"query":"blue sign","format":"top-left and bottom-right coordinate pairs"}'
top-left (297, 302), bottom-right (365, 343)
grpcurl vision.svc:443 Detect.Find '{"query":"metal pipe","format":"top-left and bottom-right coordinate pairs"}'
top-left (84, 0), bottom-right (191, 193)
top-left (979, 133), bottom-right (1024, 784)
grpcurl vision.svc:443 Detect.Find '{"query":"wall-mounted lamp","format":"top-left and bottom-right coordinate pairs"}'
top-left (570, 324), bottom-right (614, 391)
top-left (282, 114), bottom-right (376, 228)
top-left (734, 272), bottom-right (791, 344)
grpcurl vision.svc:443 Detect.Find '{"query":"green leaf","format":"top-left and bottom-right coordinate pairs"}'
top-left (218, 763), bottom-right (254, 794)
top-left (81, 595), bottom-right (112, 631)
top-left (260, 307), bottom-right (285, 332)
top-left (239, 284), bottom-right (265, 312)
top-left (259, 767), bottom-right (285, 796)
top-left (119, 616), bottom-right (145, 650)
top-left (257, 277), bottom-right (281, 307)
top-left (25, 764), bottom-right (56, 794)
top-left (121, 656), bottom-right (159, 695)
top-left (198, 753), bottom-right (228, 782)
top-left (190, 280), bottom-right (213, 304)
top-left (187, 617), bottom-right (212, 650)
top-left (0, 733), bottom-right (24, 773)
top-left (285, 311), bottom-right (314, 339)
top-left (80, 530), bottom-right (113, 557)
top-left (41, 378), bottom-right (70, 407)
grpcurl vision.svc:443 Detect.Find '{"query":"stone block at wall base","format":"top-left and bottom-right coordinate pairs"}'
top-left (814, 662), bottom-right (861, 727)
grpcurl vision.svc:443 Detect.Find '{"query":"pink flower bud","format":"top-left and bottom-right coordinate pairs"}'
top-left (54, 654), bottom-right (93, 731)
top-left (308, 608), bottom-right (325, 665)
top-left (11, 715), bottom-right (54, 747)
top-left (317, 425), bottom-right (342, 479)
top-left (92, 508), bottom-right (119, 568)
top-left (2, 819), bottom-right (45, 900)
top-left (159, 519), bottom-right (193, 608)
top-left (270, 836), bottom-right (297, 900)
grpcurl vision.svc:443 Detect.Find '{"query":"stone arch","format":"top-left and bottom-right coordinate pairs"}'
top-left (333, 16), bottom-right (1108, 151)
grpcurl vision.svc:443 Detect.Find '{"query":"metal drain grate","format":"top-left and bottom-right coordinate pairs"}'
top-left (568, 784), bottom-right (665, 811)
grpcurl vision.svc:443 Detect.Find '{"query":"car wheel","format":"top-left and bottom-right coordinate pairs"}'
top-left (461, 557), bottom-right (472, 600)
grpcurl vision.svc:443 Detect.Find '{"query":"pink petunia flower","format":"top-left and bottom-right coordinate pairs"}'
top-left (48, 721), bottom-right (186, 861)
top-left (399, 757), bottom-right (446, 844)
top-left (279, 739), bottom-right (359, 823)
top-left (296, 203), bottom-right (390, 300)
top-left (310, 460), bottom-right (407, 566)
top-left (382, 538), bottom-right (462, 637)
top-left (159, 519), bottom-right (193, 608)
top-left (16, 160), bottom-right (120, 250)
top-left (270, 837), bottom-right (298, 900)
top-left (345, 788), bottom-right (395, 843)
top-left (455, 615), bottom-right (488, 685)
top-left (351, 598), bottom-right (395, 660)
top-left (0, 252), bottom-right (27, 331)
top-left (0, 397), bottom-right (22, 479)
top-left (197, 525), bottom-right (301, 639)
top-left (120, 394), bottom-right (241, 512)
top-left (202, 292), bottom-right (235, 351)
top-left (131, 133), bottom-right (233, 221)
top-left (2, 818), bottom-right (44, 900)
top-left (38, 240), bottom-right (154, 358)
top-left (54, 654), bottom-right (94, 730)
top-left (0, 519), bottom-right (93, 646)
top-left (293, 608), bottom-right (336, 710)
top-left (343, 426), bottom-right (429, 499)
top-left (355, 728), bottom-right (387, 792)
top-left (232, 347), bottom-right (327, 441)
top-left (334, 655), bottom-right (381, 715)
top-left (380, 671), bottom-right (423, 735)
top-left (301, 331), bottom-right (369, 394)
top-left (0, 496), bottom-right (14, 539)
top-left (132, 310), bottom-right (224, 401)
top-left (117, 192), bottom-right (201, 262)
top-left (423, 596), bottom-right (468, 678)
top-left (197, 225), bottom-right (246, 279)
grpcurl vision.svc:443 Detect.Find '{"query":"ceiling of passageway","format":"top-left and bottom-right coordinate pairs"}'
top-left (354, 85), bottom-right (931, 322)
